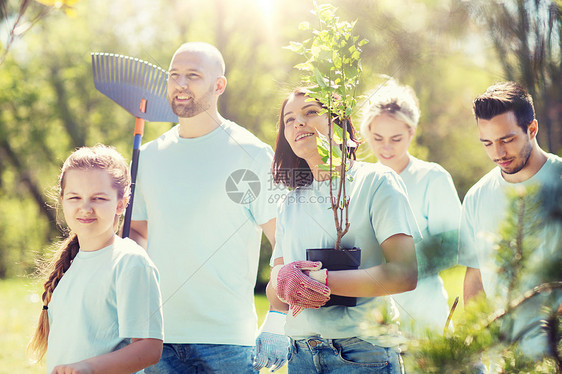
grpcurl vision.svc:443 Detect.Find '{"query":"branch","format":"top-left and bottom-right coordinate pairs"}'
top-left (49, 64), bottom-right (86, 147)
top-left (0, 0), bottom-right (52, 66)
top-left (487, 282), bottom-right (562, 366)
top-left (546, 311), bottom-right (562, 371)
top-left (486, 281), bottom-right (562, 327)
top-left (0, 139), bottom-right (56, 225)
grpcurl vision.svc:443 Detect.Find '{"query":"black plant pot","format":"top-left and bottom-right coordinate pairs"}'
top-left (306, 247), bottom-right (361, 307)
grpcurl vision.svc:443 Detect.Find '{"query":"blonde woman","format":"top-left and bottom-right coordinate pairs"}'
top-left (361, 81), bottom-right (461, 335)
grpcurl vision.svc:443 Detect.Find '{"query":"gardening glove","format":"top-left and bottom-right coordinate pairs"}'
top-left (273, 261), bottom-right (331, 317)
top-left (306, 268), bottom-right (328, 284)
top-left (253, 311), bottom-right (290, 372)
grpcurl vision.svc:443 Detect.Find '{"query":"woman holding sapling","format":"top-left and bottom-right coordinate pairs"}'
top-left (256, 88), bottom-right (420, 373)
top-left (361, 80), bottom-right (461, 336)
top-left (27, 145), bottom-right (163, 374)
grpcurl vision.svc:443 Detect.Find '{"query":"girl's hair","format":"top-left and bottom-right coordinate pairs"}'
top-left (359, 79), bottom-right (420, 139)
top-left (27, 144), bottom-right (130, 361)
top-left (272, 88), bottom-right (360, 189)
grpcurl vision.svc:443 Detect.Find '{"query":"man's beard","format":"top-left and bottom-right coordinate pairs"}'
top-left (170, 86), bottom-right (213, 118)
top-left (500, 140), bottom-right (533, 175)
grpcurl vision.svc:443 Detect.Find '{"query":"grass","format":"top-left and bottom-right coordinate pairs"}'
top-left (440, 265), bottom-right (466, 327)
top-left (0, 278), bottom-right (46, 374)
top-left (0, 266), bottom-right (465, 373)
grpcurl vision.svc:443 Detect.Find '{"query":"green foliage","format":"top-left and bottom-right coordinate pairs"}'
top-left (286, 1), bottom-right (367, 249)
top-left (0, 0), bottom-right (82, 65)
top-left (466, 0), bottom-right (562, 154)
top-left (1, 0), bottom-right (289, 277)
top-left (0, 0), bottom-right (552, 284)
top-left (0, 278), bottom-right (45, 373)
top-left (406, 298), bottom-right (501, 373)
top-left (33, 0), bottom-right (80, 16)
top-left (287, 2), bottom-right (367, 122)
top-left (495, 186), bottom-right (542, 303)
top-left (416, 230), bottom-right (459, 279)
top-left (0, 278), bottom-right (287, 374)
top-left (345, 0), bottom-right (497, 199)
top-left (406, 185), bottom-right (562, 373)
top-left (287, 1), bottom-right (367, 169)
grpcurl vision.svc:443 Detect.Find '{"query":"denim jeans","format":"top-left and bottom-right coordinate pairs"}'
top-left (288, 336), bottom-right (404, 374)
top-left (144, 343), bottom-right (257, 373)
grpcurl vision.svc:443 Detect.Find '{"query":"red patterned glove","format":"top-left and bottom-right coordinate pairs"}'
top-left (273, 261), bottom-right (331, 316)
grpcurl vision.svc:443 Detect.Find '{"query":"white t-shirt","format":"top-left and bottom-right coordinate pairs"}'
top-left (132, 121), bottom-right (277, 345)
top-left (272, 162), bottom-right (420, 347)
top-left (458, 153), bottom-right (562, 357)
top-left (46, 236), bottom-right (163, 373)
top-left (392, 156), bottom-right (461, 334)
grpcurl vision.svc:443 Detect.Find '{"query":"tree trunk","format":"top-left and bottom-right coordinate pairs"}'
top-left (0, 139), bottom-right (56, 224)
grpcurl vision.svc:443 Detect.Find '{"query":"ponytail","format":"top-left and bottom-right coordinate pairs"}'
top-left (27, 233), bottom-right (80, 361)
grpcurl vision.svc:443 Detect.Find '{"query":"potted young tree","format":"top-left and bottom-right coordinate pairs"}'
top-left (287, 2), bottom-right (367, 306)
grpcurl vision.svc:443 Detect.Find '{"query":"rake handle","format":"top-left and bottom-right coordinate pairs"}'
top-left (122, 99), bottom-right (147, 238)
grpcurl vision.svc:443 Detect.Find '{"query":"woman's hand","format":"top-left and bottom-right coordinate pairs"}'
top-left (273, 260), bottom-right (331, 316)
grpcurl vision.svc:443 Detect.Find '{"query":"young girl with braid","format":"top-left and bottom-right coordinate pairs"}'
top-left (27, 145), bottom-right (163, 374)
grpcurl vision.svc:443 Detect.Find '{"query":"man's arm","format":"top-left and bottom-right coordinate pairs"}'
top-left (260, 218), bottom-right (276, 249)
top-left (260, 218), bottom-right (283, 310)
top-left (253, 256), bottom-right (290, 372)
top-left (267, 257), bottom-right (289, 313)
top-left (463, 266), bottom-right (485, 305)
top-left (129, 220), bottom-right (148, 250)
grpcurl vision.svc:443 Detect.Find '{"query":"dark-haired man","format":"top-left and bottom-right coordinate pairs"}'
top-left (459, 81), bottom-right (561, 364)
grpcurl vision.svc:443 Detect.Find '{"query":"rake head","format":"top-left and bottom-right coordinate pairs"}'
top-left (91, 53), bottom-right (178, 123)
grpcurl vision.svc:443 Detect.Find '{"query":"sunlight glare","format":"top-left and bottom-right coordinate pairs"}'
top-left (255, 0), bottom-right (275, 22)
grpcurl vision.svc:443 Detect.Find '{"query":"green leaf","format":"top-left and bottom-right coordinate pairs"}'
top-left (295, 62), bottom-right (313, 71)
top-left (316, 131), bottom-right (330, 150)
top-left (318, 48), bottom-right (333, 63)
top-left (299, 22), bottom-right (311, 31)
top-left (287, 0), bottom-right (363, 240)
top-left (332, 125), bottom-right (343, 144)
top-left (332, 142), bottom-right (342, 159)
top-left (313, 67), bottom-right (327, 88)
top-left (331, 157), bottom-right (342, 167)
top-left (316, 136), bottom-right (330, 158)
top-left (285, 41), bottom-right (304, 53)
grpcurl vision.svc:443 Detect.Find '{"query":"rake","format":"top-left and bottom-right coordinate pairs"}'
top-left (91, 53), bottom-right (178, 238)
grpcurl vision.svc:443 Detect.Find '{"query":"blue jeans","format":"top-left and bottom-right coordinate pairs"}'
top-left (288, 337), bottom-right (404, 374)
top-left (144, 343), bottom-right (257, 373)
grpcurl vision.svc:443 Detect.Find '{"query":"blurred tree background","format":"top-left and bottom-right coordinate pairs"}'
top-left (0, 0), bottom-right (560, 287)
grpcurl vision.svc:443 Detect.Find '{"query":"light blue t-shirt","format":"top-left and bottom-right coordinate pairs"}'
top-left (132, 121), bottom-right (277, 345)
top-left (392, 156), bottom-right (461, 334)
top-left (458, 153), bottom-right (562, 357)
top-left (272, 161), bottom-right (420, 347)
top-left (46, 236), bottom-right (163, 373)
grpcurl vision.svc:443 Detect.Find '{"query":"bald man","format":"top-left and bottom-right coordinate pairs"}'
top-left (130, 42), bottom-right (277, 373)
